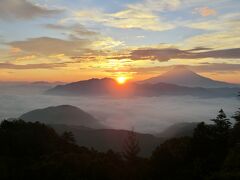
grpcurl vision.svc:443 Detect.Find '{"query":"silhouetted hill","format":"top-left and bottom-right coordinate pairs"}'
top-left (136, 82), bottom-right (239, 97)
top-left (141, 66), bottom-right (239, 88)
top-left (156, 122), bottom-right (199, 138)
top-left (0, 120), bottom-right (79, 158)
top-left (50, 124), bottom-right (165, 157)
top-left (45, 78), bottom-right (133, 96)
top-left (20, 105), bottom-right (102, 128)
top-left (45, 78), bottom-right (239, 98)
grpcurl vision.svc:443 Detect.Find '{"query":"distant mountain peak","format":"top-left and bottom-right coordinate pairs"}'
top-left (172, 66), bottom-right (193, 72)
top-left (163, 66), bottom-right (197, 77)
top-left (141, 66), bottom-right (238, 88)
top-left (172, 65), bottom-right (190, 71)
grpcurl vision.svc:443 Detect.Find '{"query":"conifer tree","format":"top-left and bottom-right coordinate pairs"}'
top-left (61, 131), bottom-right (75, 143)
top-left (211, 109), bottom-right (231, 131)
top-left (232, 92), bottom-right (240, 123)
top-left (122, 129), bottom-right (140, 162)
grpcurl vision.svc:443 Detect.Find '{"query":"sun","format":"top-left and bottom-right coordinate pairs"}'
top-left (116, 76), bottom-right (127, 84)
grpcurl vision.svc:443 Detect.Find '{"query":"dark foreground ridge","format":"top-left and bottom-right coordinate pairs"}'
top-left (1, 106), bottom-right (240, 179)
top-left (19, 105), bottom-right (165, 157)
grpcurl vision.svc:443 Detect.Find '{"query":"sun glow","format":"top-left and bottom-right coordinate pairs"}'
top-left (116, 76), bottom-right (127, 84)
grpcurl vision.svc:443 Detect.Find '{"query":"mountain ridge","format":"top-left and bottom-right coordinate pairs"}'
top-left (140, 66), bottom-right (239, 88)
top-left (20, 105), bottom-right (103, 128)
top-left (45, 77), bottom-right (240, 98)
top-left (51, 123), bottom-right (165, 157)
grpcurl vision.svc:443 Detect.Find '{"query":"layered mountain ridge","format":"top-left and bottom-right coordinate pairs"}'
top-left (45, 68), bottom-right (240, 98)
top-left (141, 66), bottom-right (238, 88)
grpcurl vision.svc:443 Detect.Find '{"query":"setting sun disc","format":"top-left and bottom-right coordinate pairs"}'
top-left (116, 76), bottom-right (127, 84)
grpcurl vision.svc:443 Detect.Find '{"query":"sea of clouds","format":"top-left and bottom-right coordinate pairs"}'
top-left (0, 85), bottom-right (239, 133)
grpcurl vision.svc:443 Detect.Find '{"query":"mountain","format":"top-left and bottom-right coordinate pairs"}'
top-left (0, 81), bottom-right (64, 95)
top-left (50, 124), bottom-right (165, 157)
top-left (30, 81), bottom-right (64, 85)
top-left (20, 105), bottom-right (102, 128)
top-left (19, 104), bottom-right (164, 156)
top-left (139, 83), bottom-right (240, 97)
top-left (45, 78), bottom-right (135, 97)
top-left (45, 78), bottom-right (240, 98)
top-left (141, 66), bottom-right (239, 88)
top-left (156, 122), bottom-right (199, 138)
top-left (0, 82), bottom-right (52, 95)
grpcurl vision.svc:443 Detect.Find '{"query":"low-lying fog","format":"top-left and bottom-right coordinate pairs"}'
top-left (0, 85), bottom-right (239, 134)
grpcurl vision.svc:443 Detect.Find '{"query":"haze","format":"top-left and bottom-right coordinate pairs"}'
top-left (0, 85), bottom-right (238, 133)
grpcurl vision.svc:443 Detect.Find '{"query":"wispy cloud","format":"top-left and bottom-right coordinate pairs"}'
top-left (71, 9), bottom-right (174, 31)
top-left (8, 37), bottom-right (91, 56)
top-left (110, 47), bottom-right (240, 61)
top-left (0, 0), bottom-right (63, 20)
top-left (186, 13), bottom-right (240, 31)
top-left (194, 7), bottom-right (217, 17)
top-left (182, 13), bottom-right (240, 49)
top-left (105, 63), bottom-right (240, 74)
top-left (0, 62), bottom-right (66, 70)
top-left (65, 0), bottom-right (181, 31)
top-left (44, 24), bottom-right (99, 37)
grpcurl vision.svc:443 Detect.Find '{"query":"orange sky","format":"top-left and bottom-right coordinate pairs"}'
top-left (0, 0), bottom-right (239, 84)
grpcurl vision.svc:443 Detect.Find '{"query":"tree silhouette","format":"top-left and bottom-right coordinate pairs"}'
top-left (191, 109), bottom-right (232, 178)
top-left (231, 92), bottom-right (240, 145)
top-left (122, 128), bottom-right (140, 162)
top-left (232, 93), bottom-right (240, 123)
top-left (150, 137), bottom-right (193, 179)
top-left (211, 109), bottom-right (231, 131)
top-left (206, 93), bottom-right (240, 179)
top-left (61, 131), bottom-right (75, 143)
top-left (233, 109), bottom-right (240, 123)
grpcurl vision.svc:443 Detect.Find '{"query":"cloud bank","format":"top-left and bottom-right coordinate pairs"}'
top-left (0, 0), bottom-right (63, 20)
top-left (0, 92), bottom-right (238, 133)
top-left (119, 47), bottom-right (240, 61)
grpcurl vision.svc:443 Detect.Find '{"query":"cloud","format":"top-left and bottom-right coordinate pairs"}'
top-left (194, 7), bottom-right (217, 17)
top-left (128, 0), bottom-right (181, 12)
top-left (182, 27), bottom-right (240, 49)
top-left (91, 36), bottom-right (124, 50)
top-left (5, 35), bottom-right (124, 69)
top-left (106, 63), bottom-right (240, 75)
top-left (191, 63), bottom-right (240, 73)
top-left (136, 36), bottom-right (145, 39)
top-left (187, 47), bottom-right (212, 51)
top-left (0, 0), bottom-right (63, 20)
top-left (196, 48), bottom-right (240, 59)
top-left (108, 9), bottom-right (174, 31)
top-left (72, 9), bottom-right (174, 31)
top-left (68, 0), bottom-right (181, 31)
top-left (112, 47), bottom-right (240, 61)
top-left (186, 19), bottom-right (239, 31)
top-left (0, 62), bottom-right (66, 70)
top-left (105, 66), bottom-right (169, 74)
top-left (129, 48), bottom-right (186, 61)
top-left (183, 13), bottom-right (240, 49)
top-left (8, 37), bottom-right (91, 56)
top-left (0, 93), bottom-right (238, 133)
top-left (45, 24), bottom-right (99, 37)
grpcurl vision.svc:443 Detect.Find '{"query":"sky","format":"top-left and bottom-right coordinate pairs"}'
top-left (0, 0), bottom-right (239, 83)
